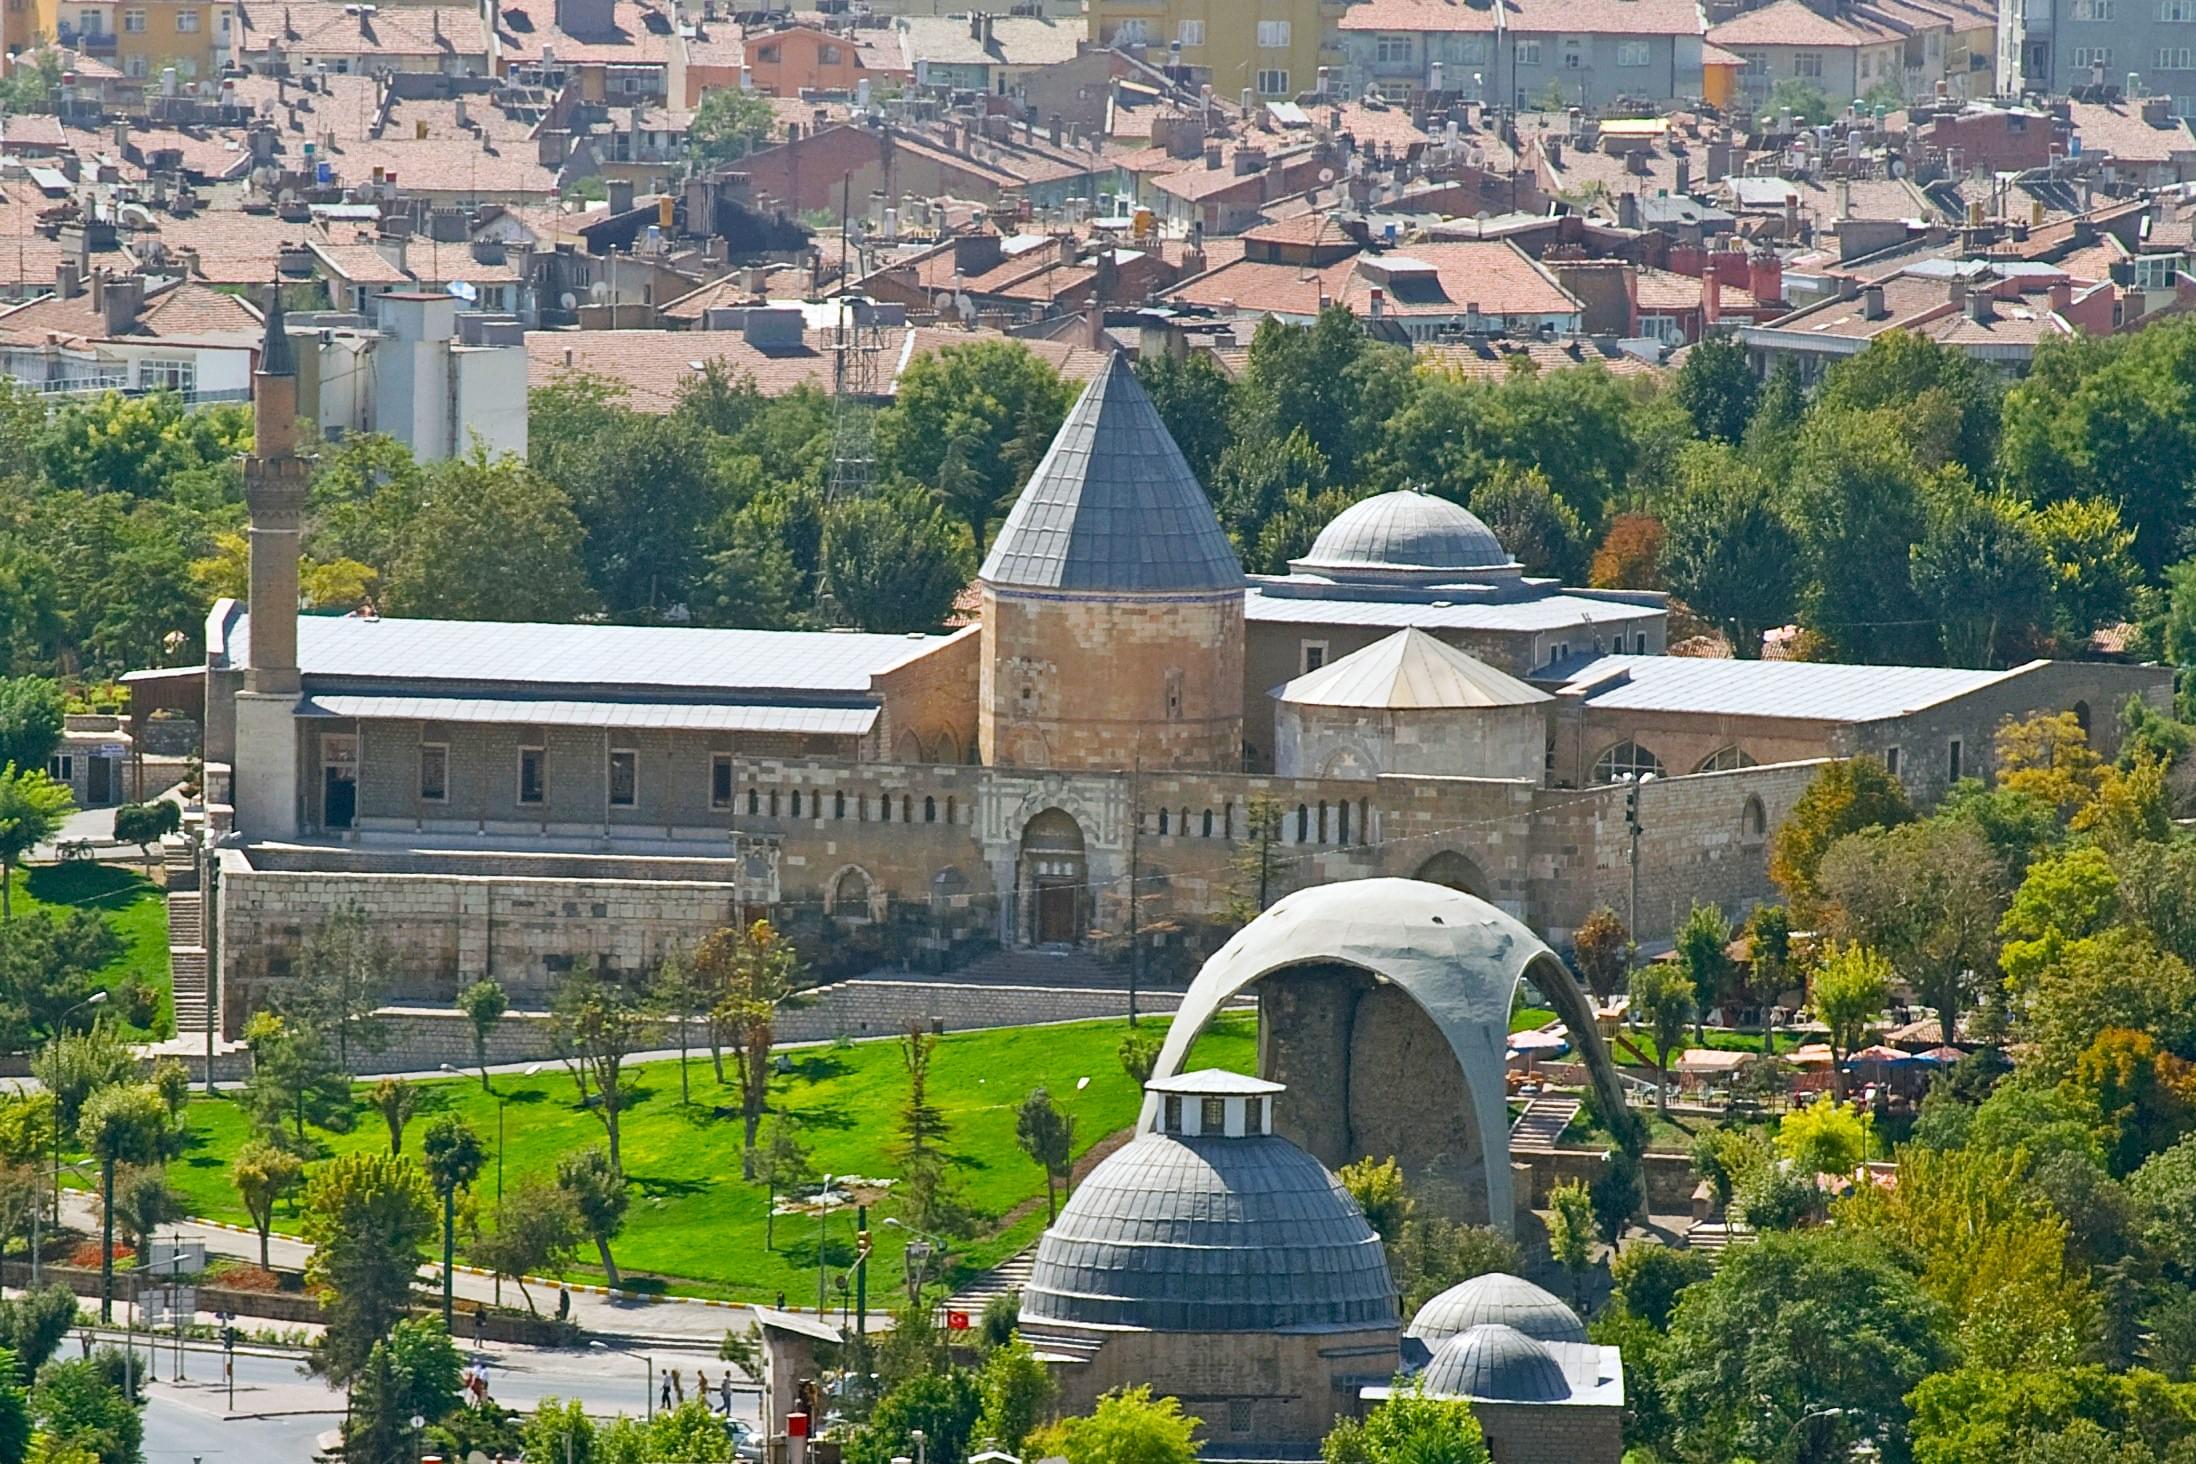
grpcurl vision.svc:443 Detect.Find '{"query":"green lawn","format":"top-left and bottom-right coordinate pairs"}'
top-left (162, 1013), bottom-right (1257, 1303)
top-left (12, 862), bottom-right (171, 1038)
top-left (1608, 1026), bottom-right (1804, 1068)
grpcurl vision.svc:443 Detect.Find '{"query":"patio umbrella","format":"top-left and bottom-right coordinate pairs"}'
top-left (1788, 1043), bottom-right (1836, 1068)
top-left (1509, 1029), bottom-right (1570, 1052)
top-left (1845, 1044), bottom-right (1917, 1066)
top-left (1912, 1045), bottom-right (1966, 1064)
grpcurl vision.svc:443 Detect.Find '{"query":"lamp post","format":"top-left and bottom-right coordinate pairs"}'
top-left (443, 1059), bottom-right (540, 1305)
top-left (35, 990), bottom-right (109, 1288)
top-left (882, 1217), bottom-right (949, 1310)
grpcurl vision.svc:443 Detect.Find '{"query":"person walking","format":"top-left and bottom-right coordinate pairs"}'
top-left (696, 1368), bottom-right (711, 1411)
top-left (720, 1371), bottom-right (734, 1416)
top-left (660, 1373), bottom-right (673, 1413)
top-left (671, 1368), bottom-right (685, 1404)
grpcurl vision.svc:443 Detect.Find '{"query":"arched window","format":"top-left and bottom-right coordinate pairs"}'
top-left (790, 790), bottom-right (803, 818)
top-left (1224, 802), bottom-right (1235, 840)
top-left (1694, 745), bottom-right (1758, 774)
top-left (2074, 700), bottom-right (2092, 734)
top-left (1318, 800), bottom-right (1329, 843)
top-left (1179, 808), bottom-right (1189, 838)
top-left (1591, 740), bottom-right (1666, 785)
top-left (769, 790), bottom-right (780, 817)
top-left (946, 796), bottom-right (957, 824)
top-left (834, 790), bottom-right (847, 819)
top-left (1296, 803), bottom-right (1310, 842)
top-left (935, 731), bottom-right (961, 765)
top-left (902, 795), bottom-right (913, 822)
top-left (1202, 808), bottom-right (1214, 838)
top-left (1741, 795), bottom-right (1768, 843)
top-left (832, 867), bottom-right (872, 921)
top-left (880, 793), bottom-right (892, 822)
top-left (924, 795), bottom-right (937, 823)
top-left (747, 789), bottom-right (760, 816)
top-left (1337, 800), bottom-right (1350, 843)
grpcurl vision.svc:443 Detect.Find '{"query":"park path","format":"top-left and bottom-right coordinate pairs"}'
top-left (54, 1191), bottom-right (754, 1348)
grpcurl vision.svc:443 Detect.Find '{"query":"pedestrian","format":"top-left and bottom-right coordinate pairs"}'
top-left (720, 1371), bottom-right (734, 1415)
top-left (696, 1367), bottom-right (710, 1406)
top-left (557, 1286), bottom-right (570, 1321)
top-left (775, 1290), bottom-right (787, 1311)
top-left (472, 1308), bottom-right (484, 1348)
top-left (671, 1367), bottom-right (685, 1403)
top-left (660, 1373), bottom-right (673, 1412)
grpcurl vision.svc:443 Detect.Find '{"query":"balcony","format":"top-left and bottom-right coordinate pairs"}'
top-left (57, 27), bottom-right (118, 54)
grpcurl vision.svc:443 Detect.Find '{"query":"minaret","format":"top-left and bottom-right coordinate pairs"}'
top-left (244, 284), bottom-right (306, 695)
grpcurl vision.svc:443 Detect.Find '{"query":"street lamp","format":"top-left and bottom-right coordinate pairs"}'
top-left (446, 1059), bottom-right (543, 1305)
top-left (34, 990), bottom-right (109, 1287)
top-left (910, 1427), bottom-right (927, 1464)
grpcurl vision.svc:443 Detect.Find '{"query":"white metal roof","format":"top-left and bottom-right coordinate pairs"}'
top-left (296, 694), bottom-right (878, 737)
top-left (1246, 589), bottom-right (1654, 632)
top-left (1546, 653), bottom-right (2020, 721)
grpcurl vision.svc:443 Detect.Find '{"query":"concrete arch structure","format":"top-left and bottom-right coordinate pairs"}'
top-left (1144, 878), bottom-right (1635, 1234)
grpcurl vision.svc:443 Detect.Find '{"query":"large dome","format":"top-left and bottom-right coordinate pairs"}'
top-left (1019, 1129), bottom-right (1398, 1334)
top-left (1421, 1324), bottom-right (1573, 1402)
top-left (1291, 491), bottom-right (1516, 580)
top-left (1408, 1273), bottom-right (1587, 1346)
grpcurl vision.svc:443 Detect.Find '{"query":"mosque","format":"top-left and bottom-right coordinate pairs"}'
top-left (142, 300), bottom-right (2164, 1039)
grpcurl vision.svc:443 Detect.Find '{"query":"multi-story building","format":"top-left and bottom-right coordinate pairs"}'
top-left (1337, 0), bottom-right (1707, 112)
top-left (1710, 0), bottom-right (1995, 108)
top-left (1086, 0), bottom-right (1329, 103)
top-left (2002, 0), bottom-right (2196, 118)
top-left (36, 0), bottom-right (233, 81)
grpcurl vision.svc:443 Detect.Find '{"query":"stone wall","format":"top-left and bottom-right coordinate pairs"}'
top-left (1044, 1326), bottom-right (1400, 1447)
top-left (871, 627), bottom-right (981, 765)
top-left (1277, 701), bottom-right (1547, 783)
top-left (1471, 1399), bottom-right (1625, 1464)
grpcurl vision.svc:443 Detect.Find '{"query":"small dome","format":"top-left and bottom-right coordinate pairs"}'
top-left (1292, 491), bottom-right (1515, 579)
top-left (1408, 1273), bottom-right (1587, 1346)
top-left (1020, 1124), bottom-right (1397, 1334)
top-left (1422, 1324), bottom-right (1572, 1403)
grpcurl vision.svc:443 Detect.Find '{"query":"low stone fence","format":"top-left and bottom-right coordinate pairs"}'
top-left (1511, 1147), bottom-right (1699, 1212)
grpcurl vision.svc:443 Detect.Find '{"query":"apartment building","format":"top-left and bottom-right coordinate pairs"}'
top-left (1337, 0), bottom-right (1707, 111)
top-left (2001, 0), bottom-right (2196, 118)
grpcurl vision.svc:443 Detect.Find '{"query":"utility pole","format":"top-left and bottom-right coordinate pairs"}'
top-left (1625, 773), bottom-right (1649, 970)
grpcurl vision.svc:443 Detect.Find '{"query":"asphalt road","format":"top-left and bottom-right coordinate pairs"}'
top-left (134, 1334), bottom-right (756, 1463)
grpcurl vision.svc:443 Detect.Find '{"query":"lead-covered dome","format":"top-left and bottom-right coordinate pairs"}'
top-left (1020, 1083), bottom-right (1397, 1334)
top-left (1422, 1324), bottom-right (1573, 1402)
top-left (1291, 491), bottom-right (1517, 581)
top-left (1408, 1273), bottom-right (1587, 1346)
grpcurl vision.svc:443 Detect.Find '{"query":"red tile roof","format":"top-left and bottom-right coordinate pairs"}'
top-left (1342, 0), bottom-right (1701, 35)
top-left (1166, 240), bottom-right (1579, 320)
top-left (1709, 0), bottom-right (1888, 46)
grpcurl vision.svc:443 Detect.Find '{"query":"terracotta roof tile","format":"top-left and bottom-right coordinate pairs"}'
top-left (1166, 239), bottom-right (1579, 319)
top-left (1709, 0), bottom-right (1888, 46)
top-left (1341, 0), bottom-right (1701, 35)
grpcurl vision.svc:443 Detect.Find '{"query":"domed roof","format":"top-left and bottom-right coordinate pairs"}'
top-left (1408, 1273), bottom-right (1587, 1346)
top-left (1422, 1324), bottom-right (1573, 1403)
top-left (1019, 1128), bottom-right (1398, 1334)
top-left (1291, 491), bottom-right (1515, 579)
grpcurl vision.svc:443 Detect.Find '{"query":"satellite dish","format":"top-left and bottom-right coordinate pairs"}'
top-left (587, 280), bottom-right (610, 302)
top-left (447, 279), bottom-right (478, 302)
top-left (1317, 168), bottom-right (1335, 183)
top-left (559, 291), bottom-right (578, 309)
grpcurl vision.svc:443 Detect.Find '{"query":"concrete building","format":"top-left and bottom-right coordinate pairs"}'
top-left (1337, 0), bottom-right (1707, 112)
top-left (367, 293), bottom-right (529, 460)
top-left (1087, 0), bottom-right (1326, 103)
top-left (2003, 0), bottom-right (2196, 120)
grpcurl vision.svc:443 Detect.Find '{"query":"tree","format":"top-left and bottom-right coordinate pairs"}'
top-left (0, 768), bottom-right (71, 920)
top-left (1322, 1380), bottom-right (1492, 1464)
top-left (754, 1115), bottom-right (814, 1251)
top-left (1591, 1149), bottom-right (1643, 1246)
top-left (31, 1025), bottom-right (134, 1139)
top-left (821, 489), bottom-right (973, 634)
top-left (1546, 1178), bottom-right (1596, 1308)
top-left (282, 902), bottom-right (394, 1072)
top-left (241, 1013), bottom-right (351, 1148)
top-left (0, 910), bottom-right (118, 1055)
top-left (370, 1077), bottom-right (418, 1156)
top-left (1589, 512), bottom-right (1666, 591)
top-left (1776, 1103), bottom-right (1869, 1178)
top-left (108, 800), bottom-right (178, 874)
top-left (471, 1178), bottom-right (581, 1316)
top-left (2034, 497), bottom-right (2142, 646)
top-left (556, 1146), bottom-right (629, 1289)
top-left (1910, 487), bottom-right (2051, 668)
top-left (546, 967), bottom-right (646, 1171)
top-left (877, 343), bottom-right (1072, 552)
top-left (1997, 710), bottom-right (2107, 821)
top-left (1015, 1088), bottom-right (1075, 1222)
top-left (1608, 1241), bottom-right (1712, 1330)
top-left (1336, 1155), bottom-right (1413, 1243)
top-left (1628, 962), bottom-right (1695, 1114)
top-left (1744, 904), bottom-right (1796, 1054)
top-left (1673, 332), bottom-right (1758, 444)
top-left (1027, 1384), bottom-right (1200, 1464)
top-left (1783, 409), bottom-right (1938, 663)
top-left (31, 1358), bottom-right (135, 1464)
top-left (76, 1084), bottom-right (169, 1322)
top-left (1571, 907), bottom-right (1630, 1000)
top-left (381, 450), bottom-right (598, 622)
top-left (521, 1398), bottom-right (595, 1464)
top-left (896, 1022), bottom-right (955, 1233)
top-left (1659, 443), bottom-right (1801, 656)
top-left (1387, 1219), bottom-right (1523, 1316)
top-left (1815, 818), bottom-right (2006, 1045)
top-left (1809, 943), bottom-right (1891, 1100)
top-left (0, 1290), bottom-right (74, 1389)
top-left (1909, 1363), bottom-right (2196, 1464)
top-left (975, 1335), bottom-right (1055, 1454)
top-left (1466, 465), bottom-right (1588, 584)
top-left (456, 979), bottom-right (507, 1092)
top-left (1769, 756), bottom-right (1914, 915)
top-left (693, 920), bottom-right (805, 1172)
top-left (1133, 351), bottom-right (1234, 487)
top-left (1673, 901), bottom-right (1732, 1044)
top-left (849, 1369), bottom-right (982, 1464)
top-left (649, 946), bottom-right (705, 1108)
top-left (1226, 797), bottom-right (1285, 925)
top-left (420, 1115), bottom-right (485, 1329)
top-left (1766, 76), bottom-right (1834, 124)
top-left (102, 1163), bottom-right (179, 1254)
top-left (231, 1138), bottom-right (304, 1269)
top-left (689, 87), bottom-right (777, 164)
top-left (1814, 328), bottom-right (2002, 482)
top-left (2073, 1027), bottom-right (2196, 1176)
top-left (300, 1150), bottom-right (436, 1383)
top-left (1662, 1230), bottom-right (1953, 1464)
top-left (149, 1055), bottom-right (189, 1128)
top-left (533, 400), bottom-right (728, 620)
top-left (1118, 1031), bottom-right (1162, 1086)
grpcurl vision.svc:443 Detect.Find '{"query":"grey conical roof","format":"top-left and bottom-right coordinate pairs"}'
top-left (979, 353), bottom-right (1244, 595)
top-left (258, 282), bottom-right (295, 377)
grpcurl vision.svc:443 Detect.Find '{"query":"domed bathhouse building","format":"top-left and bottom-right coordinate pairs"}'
top-left (1019, 1069), bottom-right (1403, 1448)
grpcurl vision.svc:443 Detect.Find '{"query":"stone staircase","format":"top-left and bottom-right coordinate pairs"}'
top-left (1684, 1220), bottom-right (1757, 1255)
top-left (943, 1244), bottom-right (1039, 1320)
top-left (166, 887), bottom-right (211, 1037)
top-left (1508, 1094), bottom-right (1581, 1152)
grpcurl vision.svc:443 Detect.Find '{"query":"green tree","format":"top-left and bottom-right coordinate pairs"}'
top-left (1336, 1155), bottom-right (1413, 1243)
top-left (420, 1115), bottom-right (485, 1328)
top-left (2074, 1027), bottom-right (2196, 1176)
top-left (102, 1163), bottom-right (179, 1253)
top-left (381, 450), bottom-right (598, 622)
top-left (1322, 1379), bottom-right (1492, 1464)
top-left (754, 1114), bottom-right (814, 1251)
top-left (1810, 943), bottom-right (1891, 1101)
top-left (1659, 443), bottom-right (1801, 656)
top-left (1571, 907), bottom-right (1630, 1000)
top-left (300, 1150), bottom-right (436, 1383)
top-left (1673, 332), bottom-right (1758, 443)
top-left (1466, 464), bottom-right (1589, 583)
top-left (1776, 1103), bottom-right (1869, 1177)
top-left (521, 1398), bottom-right (595, 1464)
top-left (532, 402), bottom-right (727, 620)
top-left (471, 1178), bottom-right (581, 1317)
top-left (2034, 497), bottom-right (2142, 646)
top-left (1815, 817), bottom-right (2006, 1044)
top-left (1909, 1363), bottom-right (2196, 1464)
top-left (1387, 1219), bottom-right (1523, 1316)
top-left (556, 1146), bottom-right (628, 1289)
top-left (896, 1022), bottom-right (955, 1234)
top-left (877, 343), bottom-right (1072, 552)
top-left (1118, 1031), bottom-right (1163, 1087)
top-left (1815, 328), bottom-right (2002, 481)
top-left (1628, 962), bottom-right (1695, 1114)
top-left (0, 1289), bottom-right (77, 1385)
top-left (1014, 1088), bottom-right (1075, 1222)
top-left (31, 1358), bottom-right (134, 1464)
top-left (974, 1336), bottom-right (1055, 1454)
top-left (1766, 77), bottom-right (1834, 125)
top-left (1133, 350), bottom-right (1234, 487)
top-left (1784, 409), bottom-right (1939, 663)
top-left (1027, 1384), bottom-right (1201, 1464)
top-left (692, 919), bottom-right (804, 1172)
top-left (1673, 901), bottom-right (1732, 1044)
top-left (689, 87), bottom-right (778, 164)
top-left (1546, 1178), bottom-right (1596, 1308)
top-left (0, 680), bottom-right (62, 778)
top-left (1608, 1241), bottom-right (1712, 1330)
top-left (30, 1025), bottom-right (133, 1140)
top-left (0, 768), bottom-right (72, 920)
top-left (0, 911), bottom-right (119, 1054)
top-left (1662, 1230), bottom-right (1953, 1463)
top-left (240, 1013), bottom-right (351, 1148)
top-left (850, 1369), bottom-right (983, 1464)
top-left (1769, 756), bottom-right (1914, 916)
top-left (1910, 486), bottom-right (2052, 667)
top-left (820, 488), bottom-right (972, 633)
top-left (1212, 426), bottom-right (1327, 548)
top-left (370, 1076), bottom-right (418, 1156)
top-left (108, 801), bottom-right (178, 875)
top-left (456, 978), bottom-right (507, 1092)
top-left (230, 1138), bottom-right (303, 1269)
top-left (546, 967), bottom-right (647, 1171)
top-left (1236, 306), bottom-right (1389, 486)
top-left (76, 1084), bottom-right (169, 1322)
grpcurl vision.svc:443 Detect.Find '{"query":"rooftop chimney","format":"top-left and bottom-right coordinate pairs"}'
top-left (1862, 283), bottom-right (1886, 319)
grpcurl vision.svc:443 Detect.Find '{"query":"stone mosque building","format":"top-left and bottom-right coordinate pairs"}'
top-left (142, 301), bottom-right (2168, 1032)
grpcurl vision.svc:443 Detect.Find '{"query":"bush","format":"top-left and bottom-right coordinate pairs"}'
top-left (204, 1263), bottom-right (282, 1293)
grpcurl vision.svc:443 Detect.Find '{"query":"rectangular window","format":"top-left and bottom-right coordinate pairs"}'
top-left (2162, 45), bottom-right (2194, 67)
top-left (1634, 632), bottom-right (1648, 654)
top-left (818, 43), bottom-right (839, 62)
top-left (1884, 746), bottom-right (1901, 777)
top-left (755, 43), bottom-right (779, 61)
top-left (122, 8), bottom-right (145, 29)
top-left (2075, 0), bottom-right (2115, 16)
top-left (711, 753), bottom-right (734, 810)
top-left (1617, 40), bottom-right (1649, 65)
top-left (1947, 738), bottom-right (1963, 782)
top-left (1163, 1095), bottom-right (1182, 1132)
top-left (176, 8), bottom-right (197, 29)
top-left (46, 754), bottom-right (72, 782)
top-left (139, 358), bottom-right (194, 394)
top-left (518, 746), bottom-right (546, 805)
top-left (1376, 80), bottom-right (1411, 102)
top-left (1256, 67), bottom-right (1290, 94)
top-left (1176, 18), bottom-right (1202, 44)
top-left (2073, 45), bottom-right (2114, 68)
top-left (1375, 34), bottom-right (1411, 62)
top-left (1228, 1402), bottom-right (1253, 1435)
top-left (1200, 1097), bottom-right (1227, 1132)
top-left (1111, 17), bottom-right (1146, 43)
top-left (1300, 640), bottom-right (1328, 673)
top-left (608, 748), bottom-right (637, 808)
top-left (1794, 51), bottom-right (1823, 76)
top-left (2168, 0), bottom-right (2196, 20)
top-left (1563, 41), bottom-right (1583, 67)
top-left (419, 743), bottom-right (448, 802)
top-left (124, 53), bottom-right (148, 76)
top-left (1256, 19), bottom-right (1290, 46)
top-left (1516, 38), bottom-right (1540, 64)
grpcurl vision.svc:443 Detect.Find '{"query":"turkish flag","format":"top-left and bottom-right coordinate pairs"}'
top-left (946, 1310), bottom-right (971, 1330)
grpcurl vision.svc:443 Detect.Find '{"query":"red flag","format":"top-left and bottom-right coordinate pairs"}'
top-left (946, 1310), bottom-right (971, 1330)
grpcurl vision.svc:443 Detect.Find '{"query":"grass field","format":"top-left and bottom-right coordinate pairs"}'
top-left (11, 862), bottom-right (171, 1038)
top-left (160, 1013), bottom-right (1258, 1302)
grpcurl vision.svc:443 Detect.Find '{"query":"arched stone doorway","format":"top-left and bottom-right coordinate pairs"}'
top-left (1414, 849), bottom-right (1490, 897)
top-left (1020, 808), bottom-right (1087, 945)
